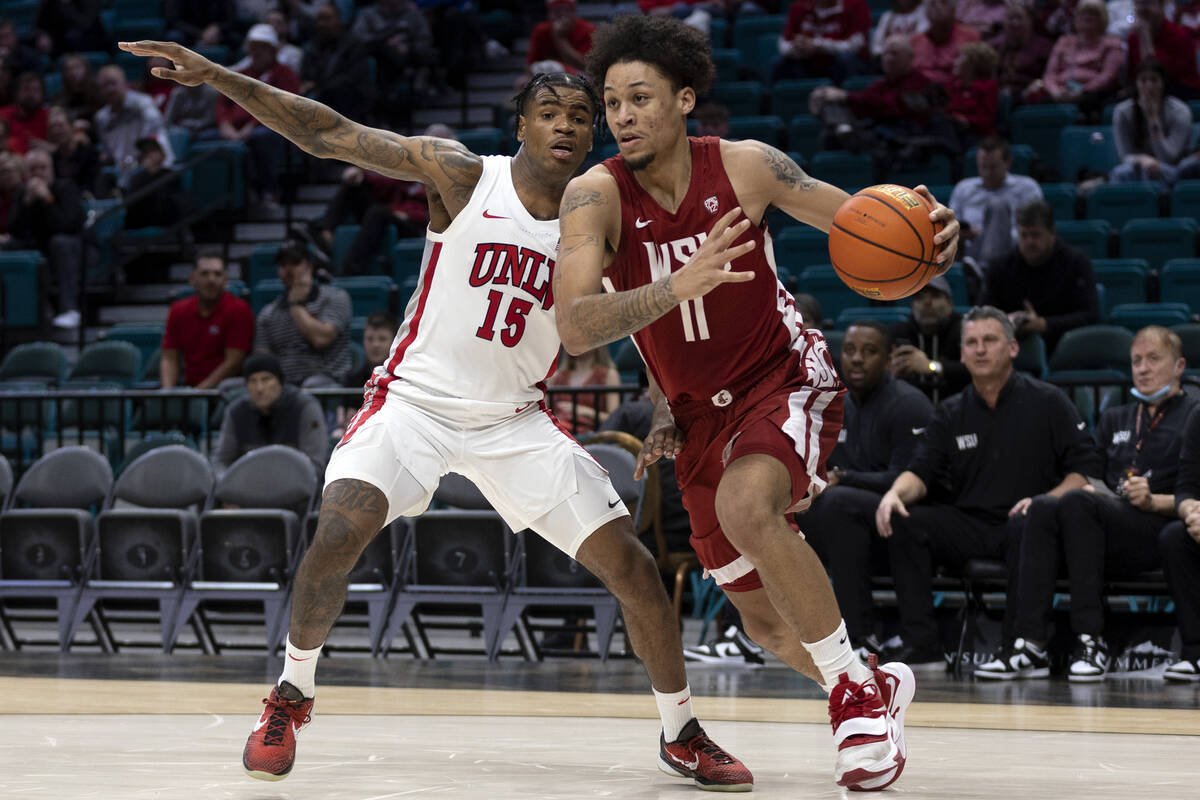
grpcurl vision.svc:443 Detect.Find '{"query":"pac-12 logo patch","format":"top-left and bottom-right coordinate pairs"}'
top-left (704, 195), bottom-right (719, 214)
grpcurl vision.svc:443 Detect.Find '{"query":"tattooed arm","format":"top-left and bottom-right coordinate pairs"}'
top-left (117, 40), bottom-right (482, 214)
top-left (554, 168), bottom-right (757, 355)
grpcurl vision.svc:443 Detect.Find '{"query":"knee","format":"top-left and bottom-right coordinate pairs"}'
top-left (1056, 488), bottom-right (1094, 521)
top-left (739, 609), bottom-right (790, 655)
top-left (579, 524), bottom-right (660, 598)
top-left (1159, 521), bottom-right (1189, 558)
top-left (713, 489), bottom-right (781, 559)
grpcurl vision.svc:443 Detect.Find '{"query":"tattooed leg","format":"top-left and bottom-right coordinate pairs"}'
top-left (288, 479), bottom-right (388, 649)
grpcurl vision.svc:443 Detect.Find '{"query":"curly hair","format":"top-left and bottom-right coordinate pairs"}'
top-left (585, 15), bottom-right (715, 97)
top-left (511, 71), bottom-right (602, 129)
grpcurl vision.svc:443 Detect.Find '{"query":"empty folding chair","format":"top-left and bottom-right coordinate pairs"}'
top-left (1059, 126), bottom-right (1120, 182)
top-left (1040, 183), bottom-right (1078, 221)
top-left (1085, 183), bottom-right (1160, 227)
top-left (774, 227), bottom-right (831, 271)
top-left (1009, 104), bottom-right (1081, 177)
top-left (1120, 218), bottom-right (1199, 271)
top-left (1108, 302), bottom-right (1191, 331)
top-left (1055, 219), bottom-right (1111, 260)
top-left (1091, 259), bottom-right (1149, 308)
top-left (1162, 259), bottom-right (1200, 314)
top-left (0, 341), bottom-right (68, 385)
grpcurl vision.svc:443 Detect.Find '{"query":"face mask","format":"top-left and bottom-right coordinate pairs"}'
top-left (1131, 384), bottom-right (1173, 403)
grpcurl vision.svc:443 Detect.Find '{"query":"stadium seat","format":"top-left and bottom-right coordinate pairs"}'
top-left (822, 328), bottom-right (844, 363)
top-left (732, 15), bottom-right (786, 77)
top-left (710, 16), bottom-right (728, 46)
top-left (1055, 219), bottom-right (1111, 260)
top-left (69, 341), bottom-right (142, 387)
top-left (962, 144), bottom-right (1035, 177)
top-left (939, 262), bottom-right (969, 306)
top-left (1009, 104), bottom-right (1081, 177)
top-left (1108, 302), bottom-right (1191, 331)
top-left (455, 127), bottom-right (504, 156)
top-left (807, 151), bottom-right (874, 191)
top-left (1170, 180), bottom-right (1200, 219)
top-left (105, 324), bottom-right (164, 370)
top-left (775, 227), bottom-right (831, 272)
top-left (0, 249), bottom-right (40, 328)
top-left (711, 81), bottom-right (764, 117)
top-left (1119, 217), bottom-right (1199, 271)
top-left (728, 115), bottom-right (785, 147)
top-left (166, 127), bottom-right (191, 161)
top-left (798, 264), bottom-right (864, 324)
top-left (1046, 324), bottom-right (1134, 383)
top-left (885, 154), bottom-right (953, 187)
top-left (1091, 259), bottom-right (1149, 309)
top-left (1059, 126), bottom-right (1121, 181)
top-left (247, 243), bottom-right (281, 287)
top-left (1040, 182), bottom-right (1078, 222)
top-left (712, 48), bottom-right (741, 83)
top-left (251, 279), bottom-right (284, 313)
top-left (1086, 183), bottom-right (1160, 227)
top-left (1172, 322), bottom-right (1200, 376)
top-left (835, 306), bottom-right (910, 329)
top-left (1015, 334), bottom-right (1048, 378)
top-left (1161, 259), bottom-right (1200, 315)
top-left (332, 276), bottom-right (398, 316)
top-left (188, 140), bottom-right (246, 211)
top-left (0, 341), bottom-right (67, 385)
top-left (786, 114), bottom-right (821, 154)
top-left (842, 75), bottom-right (883, 93)
top-left (393, 238), bottom-right (428, 288)
top-left (770, 79), bottom-right (830, 117)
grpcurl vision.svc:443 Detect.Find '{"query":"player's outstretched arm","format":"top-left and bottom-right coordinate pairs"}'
top-left (117, 40), bottom-right (482, 211)
top-left (554, 170), bottom-right (756, 355)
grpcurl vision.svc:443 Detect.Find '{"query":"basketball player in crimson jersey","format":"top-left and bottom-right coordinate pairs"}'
top-left (120, 41), bottom-right (754, 791)
top-left (554, 16), bottom-right (960, 791)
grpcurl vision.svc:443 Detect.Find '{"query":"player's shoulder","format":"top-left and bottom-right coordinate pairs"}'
top-left (719, 137), bottom-right (776, 167)
top-left (562, 165), bottom-right (620, 213)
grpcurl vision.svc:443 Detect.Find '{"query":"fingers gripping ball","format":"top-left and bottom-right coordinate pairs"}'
top-left (828, 184), bottom-right (945, 301)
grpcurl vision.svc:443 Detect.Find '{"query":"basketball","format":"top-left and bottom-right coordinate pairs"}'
top-left (828, 184), bottom-right (944, 301)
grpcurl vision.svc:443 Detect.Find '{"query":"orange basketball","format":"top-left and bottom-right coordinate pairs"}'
top-left (828, 184), bottom-right (944, 301)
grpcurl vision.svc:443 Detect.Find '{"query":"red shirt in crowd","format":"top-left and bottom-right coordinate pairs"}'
top-left (782, 0), bottom-right (872, 59)
top-left (526, 17), bottom-right (596, 71)
top-left (364, 170), bottom-right (430, 227)
top-left (912, 22), bottom-right (981, 85)
top-left (946, 77), bottom-right (999, 136)
top-left (217, 61), bottom-right (300, 128)
top-left (1128, 20), bottom-right (1200, 94)
top-left (846, 71), bottom-right (934, 124)
top-left (0, 104), bottom-right (47, 153)
top-left (162, 291), bottom-right (255, 386)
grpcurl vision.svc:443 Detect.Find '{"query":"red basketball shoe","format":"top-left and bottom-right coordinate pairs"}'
top-left (243, 682), bottom-right (313, 781)
top-left (830, 655), bottom-right (915, 791)
top-left (658, 718), bottom-right (754, 792)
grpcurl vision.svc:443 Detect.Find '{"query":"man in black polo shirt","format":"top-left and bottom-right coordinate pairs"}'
top-left (875, 306), bottom-right (1100, 666)
top-left (805, 321), bottom-right (934, 656)
top-left (978, 326), bottom-right (1195, 681)
top-left (1161, 407), bottom-right (1200, 682)
top-left (889, 275), bottom-right (969, 403)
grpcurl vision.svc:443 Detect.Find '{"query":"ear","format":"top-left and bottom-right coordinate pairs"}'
top-left (1008, 337), bottom-right (1020, 360)
top-left (1175, 356), bottom-right (1187, 379)
top-left (516, 114), bottom-right (526, 144)
top-left (677, 86), bottom-right (696, 117)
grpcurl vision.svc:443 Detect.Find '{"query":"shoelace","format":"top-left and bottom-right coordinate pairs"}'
top-left (260, 697), bottom-right (310, 747)
top-left (686, 733), bottom-right (737, 766)
top-left (828, 678), bottom-right (885, 731)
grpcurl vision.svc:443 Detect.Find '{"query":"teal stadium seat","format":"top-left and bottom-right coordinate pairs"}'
top-left (166, 127), bottom-right (191, 161)
top-left (885, 154), bottom-right (953, 187)
top-left (962, 144), bottom-right (1034, 177)
top-left (105, 324), bottom-right (165, 369)
top-left (0, 250), bottom-right (42, 327)
top-left (807, 151), bottom-right (874, 191)
top-left (938, 262), bottom-right (969, 306)
top-left (710, 16), bottom-right (728, 47)
top-left (712, 48), bottom-right (741, 83)
top-left (455, 127), bottom-right (504, 156)
top-left (822, 328), bottom-right (843, 363)
top-left (728, 115), bottom-right (784, 147)
top-left (732, 15), bottom-right (786, 76)
top-left (770, 79), bottom-right (831, 118)
top-left (252, 279), bottom-right (284, 313)
top-left (1120, 218), bottom-right (1199, 271)
top-left (1091, 259), bottom-right (1149, 308)
top-left (711, 81), bottom-right (764, 117)
top-left (1041, 182), bottom-right (1078, 221)
top-left (1171, 322), bottom-right (1200, 376)
top-left (332, 223), bottom-right (397, 274)
top-left (248, 243), bottom-right (280, 287)
top-left (393, 239), bottom-right (428, 288)
top-left (0, 342), bottom-right (68, 385)
top-left (1055, 219), bottom-right (1110, 260)
top-left (1095, 283), bottom-right (1108, 320)
top-left (1009, 104), bottom-right (1080, 177)
top-left (1161, 259), bottom-right (1200, 314)
top-left (332, 276), bottom-right (398, 316)
top-left (189, 141), bottom-right (246, 211)
top-left (69, 341), bottom-right (142, 387)
top-left (1171, 180), bottom-right (1200, 219)
top-left (1015, 334), bottom-right (1049, 378)
top-left (787, 114), bottom-right (821, 154)
top-left (841, 75), bottom-right (882, 93)
top-left (774, 227), bottom-right (830, 272)
top-left (799, 265), bottom-right (863, 324)
top-left (1059, 126), bottom-right (1121, 181)
top-left (1047, 325), bottom-right (1133, 382)
top-left (1086, 182), bottom-right (1160, 227)
top-left (1108, 302), bottom-right (1191, 331)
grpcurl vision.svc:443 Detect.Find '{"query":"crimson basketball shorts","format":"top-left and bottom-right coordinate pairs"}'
top-left (673, 358), bottom-right (844, 593)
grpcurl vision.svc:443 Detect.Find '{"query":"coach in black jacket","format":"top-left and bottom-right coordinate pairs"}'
top-left (1162, 405), bottom-right (1200, 682)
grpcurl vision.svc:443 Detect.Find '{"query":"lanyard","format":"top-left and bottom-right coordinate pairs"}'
top-left (1128, 400), bottom-right (1170, 476)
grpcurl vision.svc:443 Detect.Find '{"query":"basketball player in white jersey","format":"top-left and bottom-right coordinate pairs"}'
top-left (119, 41), bottom-right (755, 791)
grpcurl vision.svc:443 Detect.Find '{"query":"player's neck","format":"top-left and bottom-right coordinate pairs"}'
top-left (630, 134), bottom-right (693, 214)
top-left (510, 151), bottom-right (574, 221)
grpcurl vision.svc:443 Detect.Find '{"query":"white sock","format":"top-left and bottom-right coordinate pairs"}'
top-left (653, 684), bottom-right (694, 742)
top-left (278, 636), bottom-right (322, 698)
top-left (802, 620), bottom-right (873, 694)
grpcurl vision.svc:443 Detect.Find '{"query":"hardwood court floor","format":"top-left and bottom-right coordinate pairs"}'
top-left (1, 653), bottom-right (1198, 799)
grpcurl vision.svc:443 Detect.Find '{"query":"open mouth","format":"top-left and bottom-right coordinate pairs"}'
top-left (550, 140), bottom-right (575, 158)
top-left (619, 133), bottom-right (641, 146)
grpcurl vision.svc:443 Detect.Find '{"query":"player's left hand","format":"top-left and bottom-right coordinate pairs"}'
top-left (635, 422), bottom-right (684, 481)
top-left (914, 185), bottom-right (959, 270)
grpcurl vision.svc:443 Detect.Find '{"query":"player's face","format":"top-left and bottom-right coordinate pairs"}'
top-left (911, 287), bottom-right (953, 334)
top-left (841, 325), bottom-right (888, 392)
top-left (961, 318), bottom-right (1018, 381)
top-left (1016, 222), bottom-right (1055, 267)
top-left (191, 257), bottom-right (227, 303)
top-left (246, 371), bottom-right (283, 412)
top-left (603, 61), bottom-right (693, 172)
top-left (1131, 333), bottom-right (1182, 397)
top-left (363, 325), bottom-right (394, 365)
top-left (517, 87), bottom-right (594, 174)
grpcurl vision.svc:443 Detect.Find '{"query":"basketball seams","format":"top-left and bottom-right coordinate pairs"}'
top-left (857, 191), bottom-right (930, 265)
top-left (829, 186), bottom-right (939, 300)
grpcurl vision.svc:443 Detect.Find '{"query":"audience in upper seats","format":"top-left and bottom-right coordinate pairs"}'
top-left (889, 275), bottom-right (970, 403)
top-left (52, 53), bottom-right (103, 122)
top-left (911, 0), bottom-right (981, 85)
top-left (35, 0), bottom-right (109, 57)
top-left (300, 3), bottom-right (372, 121)
top-left (875, 306), bottom-right (1101, 668)
top-left (45, 106), bottom-right (102, 196)
top-left (870, 0), bottom-right (928, 60)
top-left (772, 0), bottom-right (872, 84)
top-left (1161, 404), bottom-right (1200, 682)
top-left (254, 243), bottom-right (353, 387)
top-left (212, 352), bottom-right (331, 475)
top-left (94, 65), bottom-right (174, 187)
top-left (1127, 0), bottom-right (1200, 100)
top-left (1027, 0), bottom-right (1124, 116)
top-left (524, 0), bottom-right (595, 79)
top-left (954, 0), bottom-right (1008, 45)
top-left (977, 325), bottom-right (1195, 683)
top-left (164, 81), bottom-right (219, 140)
top-left (352, 0), bottom-right (437, 105)
top-left (548, 345), bottom-right (623, 435)
top-left (124, 137), bottom-right (186, 230)
top-left (1109, 58), bottom-right (1200, 190)
top-left (994, 3), bottom-right (1053, 105)
top-left (0, 73), bottom-right (47, 154)
top-left (945, 41), bottom-right (999, 146)
top-left (141, 56), bottom-right (180, 114)
top-left (805, 320), bottom-right (935, 655)
top-left (950, 136), bottom-right (1044, 269)
top-left (980, 200), bottom-right (1100, 356)
top-left (5, 149), bottom-right (85, 329)
top-left (217, 24), bottom-right (300, 208)
top-left (164, 0), bottom-right (239, 48)
top-left (161, 251), bottom-right (255, 390)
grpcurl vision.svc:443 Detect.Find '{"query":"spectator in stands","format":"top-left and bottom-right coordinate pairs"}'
top-left (255, 243), bottom-right (354, 386)
top-left (994, 3), bottom-right (1053, 105)
top-left (335, 311), bottom-right (399, 437)
top-left (164, 81), bottom-right (219, 140)
top-left (1162, 403), bottom-right (1200, 682)
top-left (161, 251), bottom-right (255, 390)
top-left (1109, 58), bottom-right (1200, 190)
top-left (794, 292), bottom-right (823, 328)
top-left (35, 0), bottom-right (108, 57)
top-left (52, 53), bottom-right (103, 122)
top-left (94, 65), bottom-right (174, 187)
top-left (1027, 0), bottom-right (1123, 116)
top-left (45, 106), bottom-right (101, 196)
top-left (300, 3), bottom-right (372, 121)
top-left (232, 10), bottom-right (305, 75)
top-left (142, 56), bottom-right (180, 114)
top-left (889, 275), bottom-right (969, 401)
top-left (772, 0), bottom-right (872, 84)
top-left (954, 0), bottom-right (1007, 45)
top-left (875, 306), bottom-right (1101, 667)
top-left (977, 325), bottom-right (1195, 681)
top-left (695, 102), bottom-right (730, 138)
top-left (4, 149), bottom-right (84, 329)
top-left (869, 0), bottom-right (928, 61)
top-left (911, 0), bottom-right (981, 85)
top-left (124, 137), bottom-right (185, 230)
top-left (805, 321), bottom-right (934, 654)
top-left (0, 20), bottom-right (45, 77)
top-left (352, 0), bottom-right (437, 104)
top-left (980, 200), bottom-right (1100, 356)
top-left (1129, 0), bottom-right (1200, 99)
top-left (0, 73), bottom-right (47, 155)
top-left (945, 41), bottom-right (999, 146)
top-left (164, 0), bottom-right (238, 48)
top-left (1176, 0), bottom-right (1200, 38)
top-left (217, 24), bottom-right (300, 209)
top-left (524, 0), bottom-right (595, 77)
top-left (949, 136), bottom-right (1043, 268)
top-left (212, 352), bottom-right (331, 475)
top-left (549, 345), bottom-right (623, 434)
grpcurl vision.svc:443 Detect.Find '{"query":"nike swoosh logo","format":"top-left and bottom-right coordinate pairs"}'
top-left (287, 653), bottom-right (313, 661)
top-left (839, 635), bottom-right (847, 645)
top-left (677, 695), bottom-right (691, 706)
top-left (911, 427), bottom-right (925, 435)
top-left (252, 716), bottom-right (269, 733)
top-left (607, 499), bottom-right (622, 508)
top-left (669, 752), bottom-right (700, 771)
top-left (635, 218), bottom-right (652, 228)
top-left (483, 209), bottom-right (510, 219)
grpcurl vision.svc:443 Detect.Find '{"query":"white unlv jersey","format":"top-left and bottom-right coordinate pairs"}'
top-left (373, 156), bottom-right (561, 413)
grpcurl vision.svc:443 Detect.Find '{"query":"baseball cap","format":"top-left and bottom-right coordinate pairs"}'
top-left (920, 275), bottom-right (952, 298)
top-left (245, 23), bottom-right (280, 49)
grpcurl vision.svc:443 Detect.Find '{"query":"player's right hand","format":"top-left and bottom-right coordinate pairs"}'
top-left (670, 207), bottom-right (757, 302)
top-left (635, 423), bottom-right (684, 481)
top-left (117, 41), bottom-right (218, 86)
top-left (875, 490), bottom-right (909, 538)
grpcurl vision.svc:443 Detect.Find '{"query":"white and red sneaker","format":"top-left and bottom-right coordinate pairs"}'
top-left (243, 682), bottom-right (313, 781)
top-left (829, 654), bottom-right (915, 792)
top-left (659, 718), bottom-right (754, 792)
